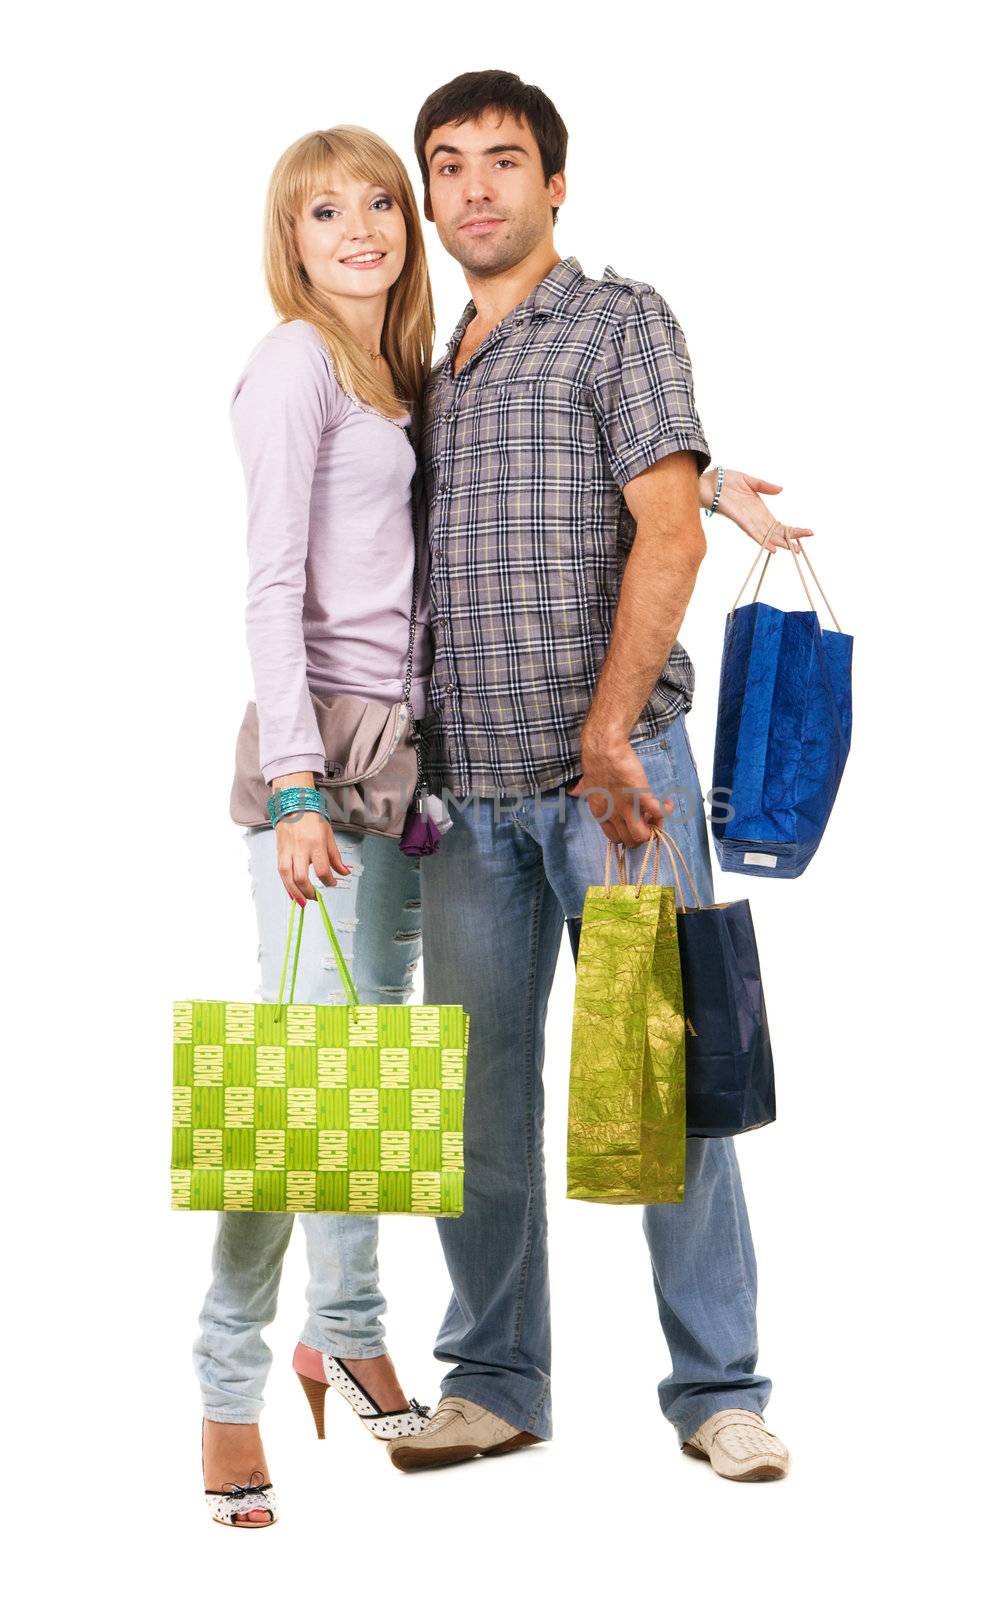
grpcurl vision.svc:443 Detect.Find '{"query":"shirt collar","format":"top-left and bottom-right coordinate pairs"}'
top-left (443, 256), bottom-right (585, 364)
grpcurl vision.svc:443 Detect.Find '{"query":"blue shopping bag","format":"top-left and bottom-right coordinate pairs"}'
top-left (712, 540), bottom-right (852, 878)
top-left (656, 830), bottom-right (776, 1136)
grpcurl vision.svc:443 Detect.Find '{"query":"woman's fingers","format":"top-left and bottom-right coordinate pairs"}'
top-left (292, 846), bottom-right (317, 901)
top-left (760, 520), bottom-right (816, 555)
top-left (764, 524), bottom-right (800, 554)
top-left (276, 828), bottom-right (317, 902)
top-left (326, 827), bottom-right (351, 877)
top-left (746, 477), bottom-right (784, 494)
top-left (275, 815), bottom-right (354, 901)
top-left (312, 835), bottom-right (345, 888)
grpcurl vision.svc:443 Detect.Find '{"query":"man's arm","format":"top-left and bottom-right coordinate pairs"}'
top-left (583, 451), bottom-right (704, 752)
top-left (569, 451), bottom-right (705, 846)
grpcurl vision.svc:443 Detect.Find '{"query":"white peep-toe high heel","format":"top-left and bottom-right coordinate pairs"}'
top-left (293, 1342), bottom-right (432, 1441)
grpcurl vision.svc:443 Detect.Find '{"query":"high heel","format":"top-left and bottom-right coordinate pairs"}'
top-left (297, 1372), bottom-right (331, 1439)
top-left (202, 1420), bottom-right (278, 1528)
top-left (293, 1342), bottom-right (432, 1441)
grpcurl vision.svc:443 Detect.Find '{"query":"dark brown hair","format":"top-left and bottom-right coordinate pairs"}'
top-left (413, 69), bottom-right (568, 224)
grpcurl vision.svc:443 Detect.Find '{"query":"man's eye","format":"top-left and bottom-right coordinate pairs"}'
top-left (496, 160), bottom-right (515, 169)
top-left (439, 163), bottom-right (459, 176)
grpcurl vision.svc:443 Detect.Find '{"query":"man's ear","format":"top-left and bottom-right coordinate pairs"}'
top-left (423, 190), bottom-right (434, 223)
top-left (549, 171), bottom-right (567, 208)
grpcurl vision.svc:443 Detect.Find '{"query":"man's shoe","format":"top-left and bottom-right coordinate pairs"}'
top-left (682, 1408), bottom-right (790, 1482)
top-left (387, 1396), bottom-right (544, 1472)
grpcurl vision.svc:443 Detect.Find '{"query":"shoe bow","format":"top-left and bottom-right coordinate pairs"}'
top-left (219, 1470), bottom-right (268, 1499)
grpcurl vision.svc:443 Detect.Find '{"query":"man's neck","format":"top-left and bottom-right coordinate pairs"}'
top-left (463, 241), bottom-right (562, 336)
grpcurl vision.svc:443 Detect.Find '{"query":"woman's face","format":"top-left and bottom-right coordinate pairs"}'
top-left (295, 164), bottom-right (407, 303)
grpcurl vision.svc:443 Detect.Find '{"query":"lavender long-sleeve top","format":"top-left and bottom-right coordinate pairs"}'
top-left (230, 318), bottom-right (432, 785)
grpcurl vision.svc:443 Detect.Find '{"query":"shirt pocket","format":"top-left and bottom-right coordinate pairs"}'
top-left (454, 374), bottom-right (595, 456)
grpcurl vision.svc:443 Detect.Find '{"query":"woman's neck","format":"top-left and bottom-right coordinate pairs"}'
top-left (325, 291), bottom-right (388, 358)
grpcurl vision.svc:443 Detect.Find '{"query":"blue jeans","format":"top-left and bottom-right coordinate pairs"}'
top-left (419, 712), bottom-right (771, 1444)
top-left (193, 824), bottom-right (423, 1423)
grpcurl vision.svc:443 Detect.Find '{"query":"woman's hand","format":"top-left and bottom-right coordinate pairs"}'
top-left (276, 813), bottom-right (351, 904)
top-left (271, 775), bottom-right (351, 904)
top-left (701, 469), bottom-right (814, 553)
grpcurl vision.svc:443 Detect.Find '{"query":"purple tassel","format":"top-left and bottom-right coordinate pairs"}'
top-left (399, 810), bottom-right (442, 857)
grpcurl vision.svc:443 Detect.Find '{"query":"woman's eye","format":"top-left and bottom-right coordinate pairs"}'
top-left (372, 195), bottom-right (393, 211)
top-left (314, 207), bottom-right (339, 221)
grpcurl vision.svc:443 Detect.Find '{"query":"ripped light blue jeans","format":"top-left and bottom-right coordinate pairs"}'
top-left (193, 823), bottom-right (423, 1423)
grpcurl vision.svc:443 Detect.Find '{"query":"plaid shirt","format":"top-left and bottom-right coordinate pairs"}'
top-left (419, 255), bottom-right (711, 797)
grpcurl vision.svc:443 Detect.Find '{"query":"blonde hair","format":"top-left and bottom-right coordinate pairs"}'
top-left (264, 125), bottom-right (434, 421)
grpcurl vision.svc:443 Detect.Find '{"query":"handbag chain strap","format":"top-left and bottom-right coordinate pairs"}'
top-left (729, 522), bottom-right (843, 630)
top-left (400, 483), bottom-right (426, 795)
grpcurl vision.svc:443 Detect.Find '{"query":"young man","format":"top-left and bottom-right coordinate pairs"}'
top-left (389, 70), bottom-right (791, 1483)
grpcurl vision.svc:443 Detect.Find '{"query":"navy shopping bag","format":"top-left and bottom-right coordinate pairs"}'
top-left (711, 539), bottom-right (852, 878)
top-left (654, 829), bottom-right (776, 1138)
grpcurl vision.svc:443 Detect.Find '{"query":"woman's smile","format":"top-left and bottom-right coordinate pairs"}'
top-left (338, 249), bottom-right (388, 269)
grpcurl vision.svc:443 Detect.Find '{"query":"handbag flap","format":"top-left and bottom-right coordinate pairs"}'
top-left (311, 691), bottom-right (407, 785)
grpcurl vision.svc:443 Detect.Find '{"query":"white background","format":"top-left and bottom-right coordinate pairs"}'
top-left (3, 2), bottom-right (997, 1593)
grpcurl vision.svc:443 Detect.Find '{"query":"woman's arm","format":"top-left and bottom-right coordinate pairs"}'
top-left (231, 326), bottom-right (331, 784)
top-left (230, 325), bottom-right (348, 902)
top-left (698, 467), bottom-right (814, 554)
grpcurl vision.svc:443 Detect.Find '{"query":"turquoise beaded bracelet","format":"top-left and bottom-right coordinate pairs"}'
top-left (267, 785), bottom-right (330, 828)
top-left (703, 465), bottom-right (725, 518)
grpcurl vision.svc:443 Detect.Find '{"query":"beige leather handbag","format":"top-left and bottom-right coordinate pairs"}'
top-left (229, 690), bottom-right (418, 838)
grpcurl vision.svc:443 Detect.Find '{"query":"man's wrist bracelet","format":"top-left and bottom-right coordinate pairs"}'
top-left (267, 786), bottom-right (330, 828)
top-left (703, 465), bottom-right (725, 518)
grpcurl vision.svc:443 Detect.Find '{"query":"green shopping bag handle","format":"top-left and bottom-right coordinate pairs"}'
top-left (272, 893), bottom-right (360, 1019)
top-left (603, 829), bottom-right (704, 912)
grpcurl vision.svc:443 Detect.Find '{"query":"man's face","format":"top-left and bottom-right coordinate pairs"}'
top-left (423, 109), bottom-right (565, 276)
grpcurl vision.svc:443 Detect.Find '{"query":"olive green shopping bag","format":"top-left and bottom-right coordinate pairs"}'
top-left (171, 892), bottom-right (469, 1216)
top-left (567, 834), bottom-right (686, 1205)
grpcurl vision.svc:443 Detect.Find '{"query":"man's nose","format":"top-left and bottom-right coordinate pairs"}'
top-left (462, 168), bottom-right (495, 206)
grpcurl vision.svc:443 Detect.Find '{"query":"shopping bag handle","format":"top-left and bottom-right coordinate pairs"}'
top-left (650, 827), bottom-right (703, 914)
top-left (729, 524), bottom-right (843, 631)
top-left (603, 833), bottom-right (664, 898)
top-left (272, 893), bottom-right (360, 1020)
top-left (603, 829), bottom-right (705, 913)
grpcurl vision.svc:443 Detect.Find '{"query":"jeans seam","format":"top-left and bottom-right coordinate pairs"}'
top-left (510, 857), bottom-right (545, 1363)
top-left (728, 1146), bottom-right (759, 1329)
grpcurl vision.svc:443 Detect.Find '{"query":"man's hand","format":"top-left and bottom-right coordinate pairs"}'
top-left (566, 735), bottom-right (673, 847)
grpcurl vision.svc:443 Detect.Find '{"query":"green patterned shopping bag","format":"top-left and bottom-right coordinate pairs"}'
top-left (171, 892), bottom-right (469, 1216)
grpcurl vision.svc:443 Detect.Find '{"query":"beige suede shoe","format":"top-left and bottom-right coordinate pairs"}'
top-left (387, 1396), bottom-right (544, 1472)
top-left (682, 1408), bottom-right (790, 1482)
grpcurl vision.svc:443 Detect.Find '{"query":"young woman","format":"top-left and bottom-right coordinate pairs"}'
top-left (195, 125), bottom-right (436, 1528)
